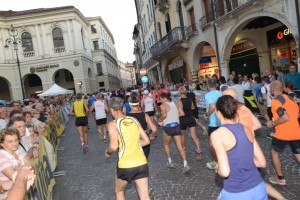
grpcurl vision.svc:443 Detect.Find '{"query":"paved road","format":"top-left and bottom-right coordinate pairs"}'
top-left (53, 111), bottom-right (299, 200)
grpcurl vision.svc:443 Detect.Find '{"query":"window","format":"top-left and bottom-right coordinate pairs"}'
top-left (99, 82), bottom-right (105, 87)
top-left (52, 27), bottom-right (64, 48)
top-left (21, 32), bottom-right (33, 51)
top-left (96, 63), bottom-right (103, 76)
top-left (91, 25), bottom-right (97, 33)
top-left (93, 41), bottom-right (99, 50)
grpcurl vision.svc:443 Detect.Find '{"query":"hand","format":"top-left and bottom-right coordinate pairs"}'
top-left (158, 121), bottom-right (163, 127)
top-left (203, 114), bottom-right (208, 120)
top-left (266, 121), bottom-right (273, 128)
top-left (14, 166), bottom-right (36, 191)
top-left (105, 149), bottom-right (111, 158)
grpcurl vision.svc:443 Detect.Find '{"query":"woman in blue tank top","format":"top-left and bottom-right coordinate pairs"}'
top-left (210, 95), bottom-right (267, 200)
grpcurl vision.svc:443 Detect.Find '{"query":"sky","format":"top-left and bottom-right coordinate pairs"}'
top-left (0, 0), bottom-right (137, 63)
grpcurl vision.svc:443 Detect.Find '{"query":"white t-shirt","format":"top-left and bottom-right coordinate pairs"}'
top-left (144, 96), bottom-right (154, 112)
top-left (231, 84), bottom-right (245, 104)
top-left (94, 100), bottom-right (106, 120)
top-left (261, 83), bottom-right (272, 107)
top-left (0, 119), bottom-right (7, 131)
top-left (242, 81), bottom-right (250, 90)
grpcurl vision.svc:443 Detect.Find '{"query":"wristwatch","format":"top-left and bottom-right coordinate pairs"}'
top-left (271, 121), bottom-right (275, 127)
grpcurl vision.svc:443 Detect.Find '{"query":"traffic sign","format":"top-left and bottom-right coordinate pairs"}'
top-left (141, 76), bottom-right (148, 83)
top-left (76, 81), bottom-right (82, 86)
top-left (140, 68), bottom-right (147, 76)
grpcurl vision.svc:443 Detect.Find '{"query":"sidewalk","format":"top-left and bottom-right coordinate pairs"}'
top-left (53, 113), bottom-right (299, 200)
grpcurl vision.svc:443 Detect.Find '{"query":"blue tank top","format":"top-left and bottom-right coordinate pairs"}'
top-left (222, 124), bottom-right (263, 193)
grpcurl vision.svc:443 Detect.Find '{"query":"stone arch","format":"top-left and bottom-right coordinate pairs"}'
top-left (53, 69), bottom-right (75, 91)
top-left (23, 73), bottom-right (43, 98)
top-left (0, 76), bottom-right (12, 101)
top-left (221, 11), bottom-right (298, 63)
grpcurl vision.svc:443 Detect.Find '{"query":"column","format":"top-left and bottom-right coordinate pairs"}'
top-left (41, 24), bottom-right (49, 55)
top-left (220, 60), bottom-right (229, 79)
top-left (157, 64), bottom-right (163, 84)
top-left (34, 24), bottom-right (43, 56)
top-left (66, 20), bottom-right (74, 51)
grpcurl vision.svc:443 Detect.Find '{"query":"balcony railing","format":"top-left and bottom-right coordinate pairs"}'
top-left (186, 23), bottom-right (198, 39)
top-left (142, 50), bottom-right (152, 65)
top-left (200, 0), bottom-right (255, 28)
top-left (54, 47), bottom-right (66, 53)
top-left (150, 27), bottom-right (187, 57)
top-left (23, 51), bottom-right (35, 58)
top-left (158, 0), bottom-right (169, 13)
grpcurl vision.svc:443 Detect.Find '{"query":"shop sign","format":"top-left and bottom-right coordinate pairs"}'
top-left (277, 29), bottom-right (291, 40)
top-left (199, 56), bottom-right (212, 64)
top-left (231, 40), bottom-right (255, 55)
top-left (36, 64), bottom-right (59, 72)
top-left (168, 59), bottom-right (183, 71)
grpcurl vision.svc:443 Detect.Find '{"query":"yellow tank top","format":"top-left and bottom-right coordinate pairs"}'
top-left (116, 117), bottom-right (147, 168)
top-left (73, 101), bottom-right (86, 117)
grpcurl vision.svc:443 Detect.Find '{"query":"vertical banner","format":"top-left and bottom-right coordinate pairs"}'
top-left (26, 136), bottom-right (55, 200)
top-left (55, 112), bottom-right (65, 137)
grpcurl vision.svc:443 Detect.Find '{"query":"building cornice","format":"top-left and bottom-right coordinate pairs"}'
top-left (87, 16), bottom-right (115, 44)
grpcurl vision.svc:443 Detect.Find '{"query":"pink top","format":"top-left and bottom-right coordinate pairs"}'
top-left (0, 149), bottom-right (24, 181)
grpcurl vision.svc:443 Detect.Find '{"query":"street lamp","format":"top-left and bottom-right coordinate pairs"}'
top-left (4, 24), bottom-right (25, 100)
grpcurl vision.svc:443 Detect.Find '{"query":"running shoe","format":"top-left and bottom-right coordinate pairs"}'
top-left (149, 133), bottom-right (157, 140)
top-left (149, 187), bottom-right (155, 198)
top-left (206, 161), bottom-right (217, 170)
top-left (98, 131), bottom-right (103, 141)
top-left (202, 126), bottom-right (208, 135)
top-left (166, 162), bottom-right (175, 169)
top-left (182, 165), bottom-right (191, 174)
top-left (269, 175), bottom-right (286, 186)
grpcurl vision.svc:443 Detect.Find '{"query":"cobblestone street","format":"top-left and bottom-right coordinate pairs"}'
top-left (53, 111), bottom-right (300, 200)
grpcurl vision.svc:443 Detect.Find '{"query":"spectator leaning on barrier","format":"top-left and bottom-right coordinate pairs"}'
top-left (284, 63), bottom-right (300, 90)
top-left (0, 107), bottom-right (8, 131)
top-left (274, 67), bottom-right (285, 85)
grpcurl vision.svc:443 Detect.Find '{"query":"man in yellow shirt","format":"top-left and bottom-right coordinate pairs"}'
top-left (105, 97), bottom-right (150, 200)
top-left (69, 93), bottom-right (89, 151)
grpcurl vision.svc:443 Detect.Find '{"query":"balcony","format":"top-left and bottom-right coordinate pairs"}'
top-left (186, 23), bottom-right (198, 39)
top-left (54, 47), bottom-right (66, 53)
top-left (200, 0), bottom-right (256, 28)
top-left (158, 0), bottom-right (169, 13)
top-left (23, 51), bottom-right (35, 58)
top-left (150, 27), bottom-right (187, 58)
top-left (142, 50), bottom-right (152, 65)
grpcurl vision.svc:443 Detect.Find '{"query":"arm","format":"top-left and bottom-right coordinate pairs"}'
top-left (89, 102), bottom-right (95, 112)
top-left (141, 98), bottom-right (145, 112)
top-left (159, 104), bottom-right (168, 121)
top-left (191, 99), bottom-right (195, 110)
top-left (2, 166), bottom-right (17, 180)
top-left (145, 114), bottom-right (157, 134)
top-left (84, 103), bottom-right (89, 116)
top-left (69, 103), bottom-right (75, 115)
top-left (251, 113), bottom-right (262, 131)
top-left (204, 103), bottom-right (216, 120)
top-left (136, 120), bottom-right (150, 147)
top-left (176, 101), bottom-right (185, 116)
top-left (106, 122), bottom-right (119, 156)
top-left (210, 129), bottom-right (230, 178)
top-left (266, 101), bottom-right (290, 128)
top-left (253, 138), bottom-right (266, 168)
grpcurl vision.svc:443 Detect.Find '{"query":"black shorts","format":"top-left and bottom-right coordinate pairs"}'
top-left (272, 137), bottom-right (300, 154)
top-left (75, 117), bottom-right (88, 127)
top-left (96, 118), bottom-right (107, 125)
top-left (117, 164), bottom-right (149, 183)
top-left (163, 124), bottom-right (181, 137)
top-left (208, 126), bottom-right (219, 136)
top-left (145, 111), bottom-right (155, 116)
top-left (179, 116), bottom-right (196, 130)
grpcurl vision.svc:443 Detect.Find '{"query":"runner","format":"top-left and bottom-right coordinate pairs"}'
top-left (105, 97), bottom-right (151, 200)
top-left (69, 93), bottom-right (89, 151)
top-left (159, 92), bottom-right (191, 174)
top-left (211, 95), bottom-right (267, 200)
top-left (266, 81), bottom-right (300, 186)
top-left (203, 78), bottom-right (222, 170)
top-left (90, 93), bottom-right (109, 143)
top-left (176, 86), bottom-right (203, 161)
top-left (140, 90), bottom-right (156, 139)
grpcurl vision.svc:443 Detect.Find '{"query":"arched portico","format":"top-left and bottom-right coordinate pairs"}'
top-left (53, 69), bottom-right (75, 91)
top-left (0, 77), bottom-right (12, 101)
top-left (221, 12), bottom-right (298, 78)
top-left (23, 74), bottom-right (43, 98)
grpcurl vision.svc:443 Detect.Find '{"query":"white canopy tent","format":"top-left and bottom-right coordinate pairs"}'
top-left (38, 84), bottom-right (73, 97)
